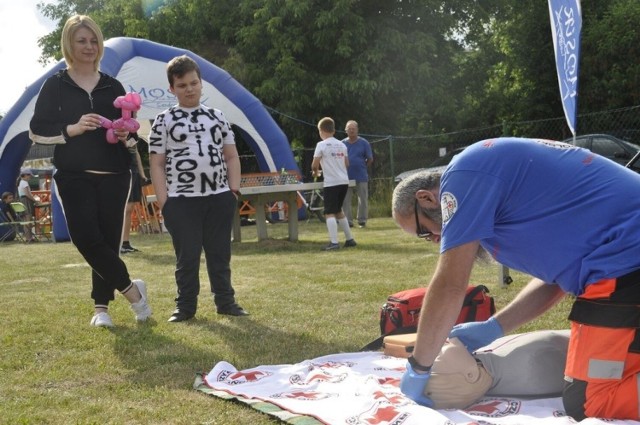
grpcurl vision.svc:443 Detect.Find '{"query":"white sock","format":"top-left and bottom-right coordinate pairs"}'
top-left (326, 217), bottom-right (338, 243)
top-left (338, 217), bottom-right (353, 240)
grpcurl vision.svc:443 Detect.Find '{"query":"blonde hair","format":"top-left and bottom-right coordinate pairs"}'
top-left (345, 120), bottom-right (358, 130)
top-left (317, 117), bottom-right (335, 134)
top-left (61, 15), bottom-right (104, 71)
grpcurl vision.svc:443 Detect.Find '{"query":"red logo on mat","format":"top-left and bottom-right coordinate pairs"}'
top-left (372, 390), bottom-right (404, 405)
top-left (465, 398), bottom-right (521, 417)
top-left (377, 377), bottom-right (401, 387)
top-left (271, 390), bottom-right (335, 401)
top-left (347, 402), bottom-right (410, 425)
top-left (311, 361), bottom-right (355, 369)
top-left (223, 370), bottom-right (272, 385)
top-left (289, 371), bottom-right (348, 385)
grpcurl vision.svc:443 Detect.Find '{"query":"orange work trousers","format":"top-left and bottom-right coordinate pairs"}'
top-left (565, 275), bottom-right (640, 420)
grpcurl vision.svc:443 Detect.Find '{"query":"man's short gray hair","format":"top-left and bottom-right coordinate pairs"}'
top-left (392, 171), bottom-right (442, 217)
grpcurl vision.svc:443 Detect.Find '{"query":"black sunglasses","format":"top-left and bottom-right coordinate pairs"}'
top-left (414, 199), bottom-right (433, 240)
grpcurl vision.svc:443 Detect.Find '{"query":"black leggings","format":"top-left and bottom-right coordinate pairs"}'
top-left (54, 170), bottom-right (132, 305)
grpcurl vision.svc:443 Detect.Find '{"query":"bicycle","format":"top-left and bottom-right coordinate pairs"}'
top-left (301, 178), bottom-right (325, 223)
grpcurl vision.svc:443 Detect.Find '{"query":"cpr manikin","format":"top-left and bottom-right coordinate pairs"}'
top-left (425, 330), bottom-right (570, 409)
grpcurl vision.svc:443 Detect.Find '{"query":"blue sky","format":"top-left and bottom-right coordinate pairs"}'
top-left (0, 0), bottom-right (56, 114)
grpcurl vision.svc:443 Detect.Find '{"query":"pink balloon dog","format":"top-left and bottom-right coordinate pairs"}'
top-left (99, 92), bottom-right (142, 144)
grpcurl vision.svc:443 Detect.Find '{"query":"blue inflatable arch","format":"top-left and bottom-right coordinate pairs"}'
top-left (0, 37), bottom-right (297, 199)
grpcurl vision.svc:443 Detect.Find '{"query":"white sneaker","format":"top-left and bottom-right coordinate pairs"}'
top-left (90, 312), bottom-right (114, 328)
top-left (130, 279), bottom-right (152, 321)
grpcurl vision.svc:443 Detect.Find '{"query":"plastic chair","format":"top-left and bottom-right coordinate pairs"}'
top-left (0, 209), bottom-right (19, 242)
top-left (0, 207), bottom-right (30, 242)
top-left (10, 201), bottom-right (36, 242)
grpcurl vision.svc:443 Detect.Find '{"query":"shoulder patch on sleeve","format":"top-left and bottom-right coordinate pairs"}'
top-left (441, 192), bottom-right (458, 223)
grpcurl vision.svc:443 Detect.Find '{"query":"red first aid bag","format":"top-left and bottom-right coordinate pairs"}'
top-left (361, 285), bottom-right (495, 351)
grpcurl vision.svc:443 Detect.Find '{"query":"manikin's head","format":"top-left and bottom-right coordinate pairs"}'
top-left (424, 338), bottom-right (493, 409)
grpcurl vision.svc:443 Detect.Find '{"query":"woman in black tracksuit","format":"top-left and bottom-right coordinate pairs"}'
top-left (29, 15), bottom-right (151, 327)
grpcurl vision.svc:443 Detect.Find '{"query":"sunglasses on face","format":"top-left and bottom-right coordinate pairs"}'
top-left (414, 199), bottom-right (433, 240)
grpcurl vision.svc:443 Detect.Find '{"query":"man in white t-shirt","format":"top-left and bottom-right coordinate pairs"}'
top-left (311, 117), bottom-right (356, 251)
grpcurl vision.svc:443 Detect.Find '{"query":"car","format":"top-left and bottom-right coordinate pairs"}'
top-left (394, 146), bottom-right (467, 183)
top-left (563, 133), bottom-right (640, 168)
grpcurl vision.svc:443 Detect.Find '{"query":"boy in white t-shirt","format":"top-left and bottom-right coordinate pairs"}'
top-left (311, 117), bottom-right (356, 250)
top-left (149, 55), bottom-right (248, 322)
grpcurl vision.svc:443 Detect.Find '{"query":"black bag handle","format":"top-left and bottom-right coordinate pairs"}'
top-left (379, 304), bottom-right (405, 335)
top-left (461, 285), bottom-right (488, 322)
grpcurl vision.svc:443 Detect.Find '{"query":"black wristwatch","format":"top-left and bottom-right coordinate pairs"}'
top-left (408, 355), bottom-right (432, 373)
top-left (231, 189), bottom-right (241, 196)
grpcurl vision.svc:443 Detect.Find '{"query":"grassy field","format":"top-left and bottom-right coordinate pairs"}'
top-left (0, 217), bottom-right (573, 424)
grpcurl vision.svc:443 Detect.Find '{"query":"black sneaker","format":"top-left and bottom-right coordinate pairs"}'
top-left (217, 303), bottom-right (249, 316)
top-left (344, 239), bottom-right (357, 248)
top-left (120, 244), bottom-right (140, 254)
top-left (358, 222), bottom-right (366, 228)
top-left (322, 243), bottom-right (340, 251)
top-left (168, 310), bottom-right (195, 323)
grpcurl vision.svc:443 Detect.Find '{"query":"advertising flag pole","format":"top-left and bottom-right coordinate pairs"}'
top-left (548, 0), bottom-right (582, 138)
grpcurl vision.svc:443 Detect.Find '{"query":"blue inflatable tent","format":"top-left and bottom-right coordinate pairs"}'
top-left (0, 37), bottom-right (297, 240)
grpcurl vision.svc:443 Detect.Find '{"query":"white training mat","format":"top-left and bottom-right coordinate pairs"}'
top-left (194, 351), bottom-right (640, 425)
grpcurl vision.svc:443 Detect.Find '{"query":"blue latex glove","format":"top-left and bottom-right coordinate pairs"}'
top-left (448, 316), bottom-right (504, 352)
top-left (400, 363), bottom-right (434, 407)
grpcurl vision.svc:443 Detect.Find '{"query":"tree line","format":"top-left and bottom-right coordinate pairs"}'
top-left (36, 0), bottom-right (640, 150)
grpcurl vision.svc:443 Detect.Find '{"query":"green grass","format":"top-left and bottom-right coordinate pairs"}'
top-left (0, 217), bottom-right (572, 424)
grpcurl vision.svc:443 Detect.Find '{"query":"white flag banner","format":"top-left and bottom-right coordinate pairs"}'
top-left (548, 0), bottom-right (582, 137)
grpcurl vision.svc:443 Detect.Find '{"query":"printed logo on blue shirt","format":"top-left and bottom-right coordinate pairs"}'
top-left (441, 192), bottom-right (458, 223)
